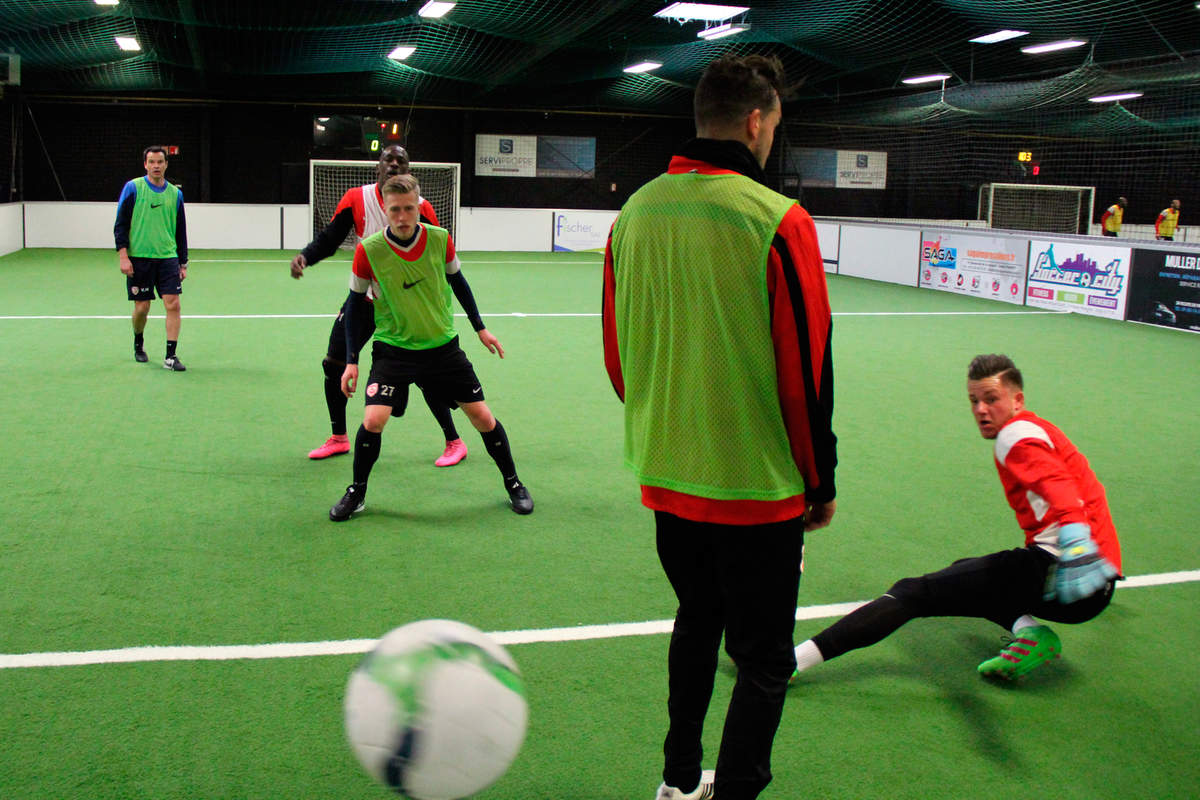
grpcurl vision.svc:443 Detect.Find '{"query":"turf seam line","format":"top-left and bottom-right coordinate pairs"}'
top-left (1, 569), bottom-right (1196, 670)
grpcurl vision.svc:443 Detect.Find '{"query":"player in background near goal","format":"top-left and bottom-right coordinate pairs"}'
top-left (792, 354), bottom-right (1120, 684)
top-left (1155, 199), bottom-right (1181, 241)
top-left (1100, 196), bottom-right (1126, 237)
top-left (114, 145), bottom-right (189, 371)
top-left (330, 174), bottom-right (533, 521)
top-left (290, 144), bottom-right (467, 466)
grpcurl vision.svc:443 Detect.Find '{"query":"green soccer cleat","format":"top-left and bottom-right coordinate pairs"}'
top-left (978, 625), bottom-right (1062, 680)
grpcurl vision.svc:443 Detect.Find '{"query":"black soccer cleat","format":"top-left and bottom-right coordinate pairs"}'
top-left (163, 356), bottom-right (186, 372)
top-left (330, 483), bottom-right (367, 521)
top-left (134, 350), bottom-right (149, 363)
top-left (506, 481), bottom-right (534, 515)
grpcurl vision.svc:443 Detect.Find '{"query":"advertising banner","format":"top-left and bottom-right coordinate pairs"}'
top-left (475, 134), bottom-right (537, 177)
top-left (1025, 240), bottom-right (1131, 320)
top-left (1125, 248), bottom-right (1200, 332)
top-left (919, 231), bottom-right (1028, 304)
top-left (836, 150), bottom-right (887, 189)
top-left (551, 210), bottom-right (616, 252)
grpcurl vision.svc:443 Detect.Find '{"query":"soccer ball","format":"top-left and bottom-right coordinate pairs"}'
top-left (344, 619), bottom-right (528, 799)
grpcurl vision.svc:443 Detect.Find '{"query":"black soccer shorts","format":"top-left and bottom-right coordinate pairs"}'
top-left (363, 337), bottom-right (484, 417)
top-left (126, 256), bottom-right (181, 300)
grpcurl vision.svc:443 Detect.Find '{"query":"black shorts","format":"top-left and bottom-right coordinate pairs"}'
top-left (126, 257), bottom-right (181, 300)
top-left (1102, 230), bottom-right (1118, 237)
top-left (363, 337), bottom-right (484, 417)
top-left (889, 546), bottom-right (1115, 628)
top-left (325, 297), bottom-right (377, 364)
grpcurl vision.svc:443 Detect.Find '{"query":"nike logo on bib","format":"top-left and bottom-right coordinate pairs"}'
top-left (402, 278), bottom-right (424, 289)
top-left (151, 203), bottom-right (163, 208)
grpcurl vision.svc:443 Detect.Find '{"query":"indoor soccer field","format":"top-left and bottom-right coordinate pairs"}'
top-left (0, 248), bottom-right (1197, 799)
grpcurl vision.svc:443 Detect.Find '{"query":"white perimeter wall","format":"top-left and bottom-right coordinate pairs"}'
top-left (0, 203), bottom-right (22, 256)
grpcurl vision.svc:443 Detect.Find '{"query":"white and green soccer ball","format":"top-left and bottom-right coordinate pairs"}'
top-left (344, 619), bottom-right (528, 799)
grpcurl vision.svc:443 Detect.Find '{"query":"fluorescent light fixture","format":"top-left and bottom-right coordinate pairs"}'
top-left (94, 0), bottom-right (119, 5)
top-left (1088, 91), bottom-right (1143, 103)
top-left (654, 3), bottom-right (749, 23)
top-left (623, 61), bottom-right (663, 74)
top-left (698, 22), bottom-right (750, 39)
top-left (115, 37), bottom-right (140, 51)
top-left (902, 73), bottom-right (951, 85)
top-left (387, 45), bottom-right (416, 60)
top-left (969, 29), bottom-right (1028, 44)
top-left (418, 1), bottom-right (455, 17)
top-left (317, 117), bottom-right (330, 122)
top-left (1021, 39), bottom-right (1087, 54)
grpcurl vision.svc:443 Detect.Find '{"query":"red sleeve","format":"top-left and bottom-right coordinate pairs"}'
top-left (421, 198), bottom-right (440, 227)
top-left (1100, 208), bottom-right (1112, 225)
top-left (445, 233), bottom-right (456, 262)
top-left (1155, 212), bottom-right (1165, 235)
top-left (602, 222), bottom-right (624, 401)
top-left (351, 243), bottom-right (374, 282)
top-left (1004, 440), bottom-right (1089, 525)
top-left (767, 205), bottom-right (836, 501)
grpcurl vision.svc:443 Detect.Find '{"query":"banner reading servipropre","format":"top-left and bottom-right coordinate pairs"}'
top-left (1125, 248), bottom-right (1200, 332)
top-left (476, 134), bottom-right (537, 177)
top-left (836, 151), bottom-right (887, 189)
top-left (1025, 240), bottom-right (1131, 320)
top-left (918, 230), bottom-right (1028, 305)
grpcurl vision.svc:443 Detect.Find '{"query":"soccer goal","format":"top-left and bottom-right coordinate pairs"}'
top-left (977, 183), bottom-right (1095, 235)
top-left (309, 160), bottom-right (461, 247)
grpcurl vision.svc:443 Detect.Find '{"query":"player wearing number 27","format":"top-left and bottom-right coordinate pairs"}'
top-left (329, 174), bottom-right (533, 521)
top-left (792, 354), bottom-right (1121, 683)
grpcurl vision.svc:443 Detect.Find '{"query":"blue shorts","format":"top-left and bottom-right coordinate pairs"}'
top-left (127, 256), bottom-right (182, 300)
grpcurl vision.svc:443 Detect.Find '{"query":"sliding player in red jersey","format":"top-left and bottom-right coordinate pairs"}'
top-left (792, 354), bottom-right (1120, 681)
top-left (290, 145), bottom-right (467, 466)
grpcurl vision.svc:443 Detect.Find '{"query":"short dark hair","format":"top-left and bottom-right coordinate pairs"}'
top-left (694, 55), bottom-right (787, 129)
top-left (381, 173), bottom-right (420, 197)
top-left (143, 146), bottom-right (167, 161)
top-left (968, 354), bottom-right (1023, 389)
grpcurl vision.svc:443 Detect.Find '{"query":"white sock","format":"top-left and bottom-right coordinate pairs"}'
top-left (1012, 615), bottom-right (1039, 634)
top-left (793, 639), bottom-right (825, 673)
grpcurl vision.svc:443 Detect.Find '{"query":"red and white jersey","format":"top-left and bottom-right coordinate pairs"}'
top-left (332, 183), bottom-right (440, 237)
top-left (992, 410), bottom-right (1121, 573)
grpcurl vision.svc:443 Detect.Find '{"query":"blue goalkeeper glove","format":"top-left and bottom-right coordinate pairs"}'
top-left (1048, 522), bottom-right (1118, 604)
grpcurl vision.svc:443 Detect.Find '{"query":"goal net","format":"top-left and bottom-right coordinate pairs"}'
top-left (309, 160), bottom-right (461, 248)
top-left (978, 183), bottom-right (1094, 235)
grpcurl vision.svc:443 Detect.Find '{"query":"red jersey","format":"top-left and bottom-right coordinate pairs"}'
top-left (332, 183), bottom-right (439, 237)
top-left (992, 410), bottom-right (1121, 573)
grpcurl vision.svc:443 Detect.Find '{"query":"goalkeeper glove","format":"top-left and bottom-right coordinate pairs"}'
top-left (1048, 522), bottom-right (1118, 604)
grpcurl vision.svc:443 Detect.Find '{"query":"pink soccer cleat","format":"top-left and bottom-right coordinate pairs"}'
top-left (435, 438), bottom-right (467, 467)
top-left (308, 435), bottom-right (350, 460)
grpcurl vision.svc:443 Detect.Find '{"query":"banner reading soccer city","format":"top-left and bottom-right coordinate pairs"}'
top-left (1025, 240), bottom-right (1132, 320)
top-left (918, 230), bottom-right (1029, 305)
top-left (1125, 247), bottom-right (1200, 332)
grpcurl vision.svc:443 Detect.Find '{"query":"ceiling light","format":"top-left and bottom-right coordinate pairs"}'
top-left (1088, 91), bottom-right (1143, 103)
top-left (969, 30), bottom-right (1028, 44)
top-left (317, 117), bottom-right (330, 122)
top-left (387, 46), bottom-right (416, 61)
top-left (654, 3), bottom-right (749, 23)
top-left (623, 61), bottom-right (663, 74)
top-left (418, 1), bottom-right (455, 17)
top-left (1021, 39), bottom-right (1087, 54)
top-left (902, 73), bottom-right (951, 85)
top-left (698, 22), bottom-right (750, 39)
top-left (115, 37), bottom-right (140, 51)
top-left (94, 0), bottom-right (119, 5)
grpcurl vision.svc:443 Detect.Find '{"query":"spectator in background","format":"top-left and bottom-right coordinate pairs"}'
top-left (1100, 196), bottom-right (1126, 237)
top-left (1155, 199), bottom-right (1181, 241)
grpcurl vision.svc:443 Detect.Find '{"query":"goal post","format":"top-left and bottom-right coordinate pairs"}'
top-left (308, 160), bottom-right (461, 248)
top-left (978, 183), bottom-right (1095, 235)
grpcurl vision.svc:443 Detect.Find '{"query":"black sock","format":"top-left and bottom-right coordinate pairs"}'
top-left (134, 332), bottom-right (144, 352)
top-left (480, 419), bottom-right (519, 485)
top-left (420, 386), bottom-right (458, 441)
top-left (325, 377), bottom-right (348, 437)
top-left (352, 426), bottom-right (382, 486)
top-left (166, 340), bottom-right (178, 358)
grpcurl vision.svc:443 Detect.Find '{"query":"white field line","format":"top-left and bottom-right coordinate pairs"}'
top-left (0, 310), bottom-right (1063, 321)
top-left (2, 570), bottom-right (1196, 670)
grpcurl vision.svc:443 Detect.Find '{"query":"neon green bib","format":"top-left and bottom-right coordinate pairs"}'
top-left (362, 225), bottom-right (455, 350)
top-left (611, 170), bottom-right (805, 501)
top-left (129, 178), bottom-right (180, 258)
